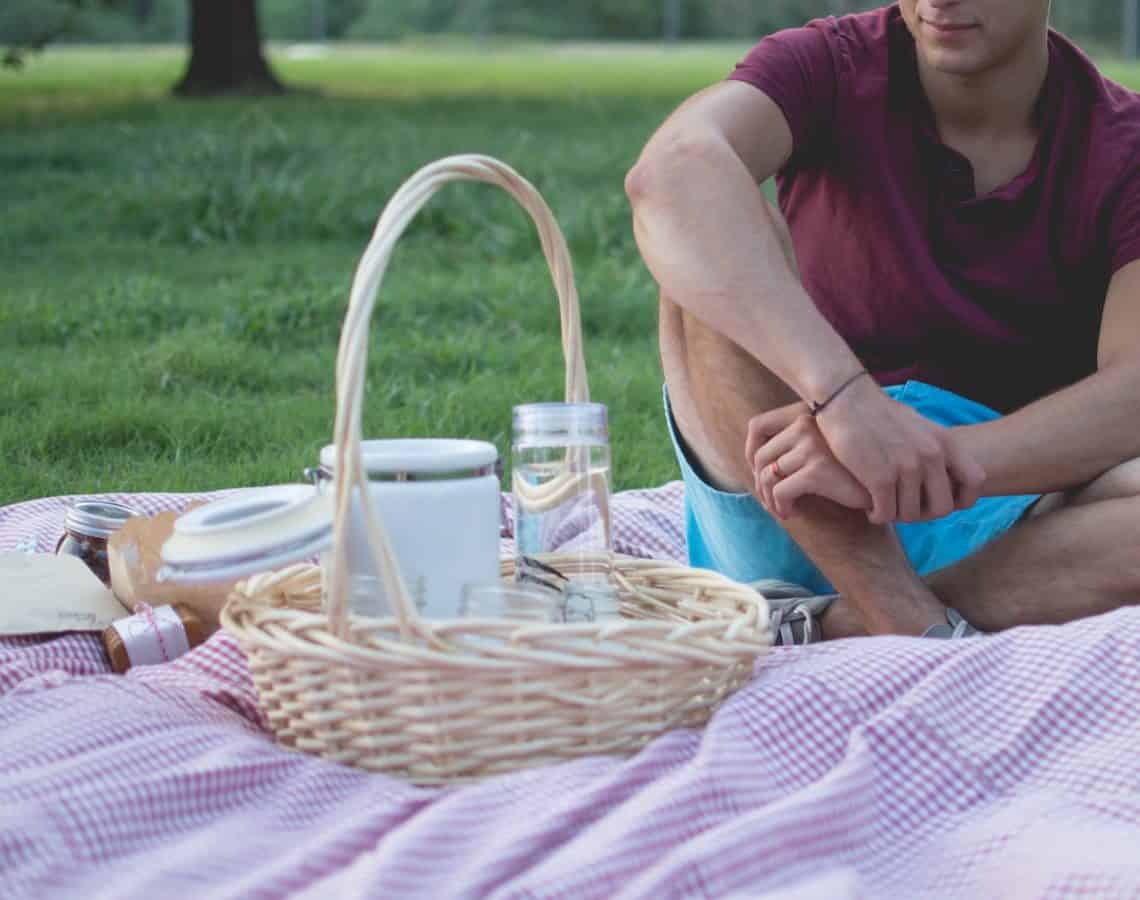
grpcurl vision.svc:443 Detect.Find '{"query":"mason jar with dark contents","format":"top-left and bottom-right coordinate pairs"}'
top-left (55, 500), bottom-right (139, 586)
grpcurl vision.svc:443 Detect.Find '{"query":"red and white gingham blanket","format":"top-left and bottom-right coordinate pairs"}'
top-left (2, 487), bottom-right (1139, 899)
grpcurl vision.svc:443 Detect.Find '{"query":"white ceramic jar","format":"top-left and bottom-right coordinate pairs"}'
top-left (313, 439), bottom-right (502, 619)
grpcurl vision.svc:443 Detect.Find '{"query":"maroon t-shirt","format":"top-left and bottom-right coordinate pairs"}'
top-left (729, 5), bottom-right (1140, 412)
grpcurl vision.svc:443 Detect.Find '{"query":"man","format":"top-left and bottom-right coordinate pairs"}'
top-left (625, 1), bottom-right (1140, 642)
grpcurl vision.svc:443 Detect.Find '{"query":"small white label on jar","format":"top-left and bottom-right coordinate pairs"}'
top-left (112, 605), bottom-right (192, 667)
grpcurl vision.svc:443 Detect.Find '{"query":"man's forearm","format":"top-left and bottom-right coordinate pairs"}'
top-left (957, 361), bottom-right (1140, 496)
top-left (626, 133), bottom-right (861, 404)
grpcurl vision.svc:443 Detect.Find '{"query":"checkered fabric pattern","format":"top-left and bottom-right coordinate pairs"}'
top-left (2, 487), bottom-right (1140, 899)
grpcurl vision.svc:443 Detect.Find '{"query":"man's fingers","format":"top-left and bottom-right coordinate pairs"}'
top-left (754, 455), bottom-right (769, 504)
top-left (756, 460), bottom-right (780, 515)
top-left (764, 469), bottom-right (778, 515)
top-left (771, 469), bottom-right (817, 519)
top-left (866, 475), bottom-right (898, 525)
top-left (745, 405), bottom-right (804, 468)
top-left (772, 465), bottom-right (869, 517)
top-left (773, 443), bottom-right (811, 479)
top-left (747, 403), bottom-right (802, 453)
top-left (921, 461), bottom-right (955, 520)
top-left (754, 443), bottom-right (811, 497)
top-left (824, 428), bottom-right (897, 524)
top-left (946, 445), bottom-right (986, 510)
top-left (896, 460), bottom-right (923, 523)
top-left (749, 425), bottom-right (801, 477)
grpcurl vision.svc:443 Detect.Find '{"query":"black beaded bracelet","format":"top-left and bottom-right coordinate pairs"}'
top-left (808, 369), bottom-right (870, 417)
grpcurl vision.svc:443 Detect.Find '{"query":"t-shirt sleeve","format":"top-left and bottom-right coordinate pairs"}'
top-left (726, 22), bottom-right (839, 157)
top-left (1108, 163), bottom-right (1140, 275)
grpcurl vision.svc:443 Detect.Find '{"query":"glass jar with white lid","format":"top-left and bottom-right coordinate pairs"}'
top-left (511, 402), bottom-right (620, 621)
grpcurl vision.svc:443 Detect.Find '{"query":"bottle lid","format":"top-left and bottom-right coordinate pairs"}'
top-left (65, 500), bottom-right (139, 540)
top-left (512, 403), bottom-right (608, 448)
top-left (159, 485), bottom-right (334, 584)
top-left (318, 439), bottom-right (499, 480)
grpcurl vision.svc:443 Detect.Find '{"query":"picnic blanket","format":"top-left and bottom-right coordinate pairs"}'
top-left (2, 485), bottom-right (1139, 899)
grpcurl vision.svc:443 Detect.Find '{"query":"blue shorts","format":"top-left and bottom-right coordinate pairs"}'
top-left (665, 381), bottom-right (1041, 594)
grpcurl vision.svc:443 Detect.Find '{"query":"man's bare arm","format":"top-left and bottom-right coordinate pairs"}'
top-left (625, 82), bottom-right (860, 403)
top-left (956, 259), bottom-right (1140, 496)
top-left (627, 81), bottom-right (984, 522)
top-left (750, 261), bottom-right (1140, 514)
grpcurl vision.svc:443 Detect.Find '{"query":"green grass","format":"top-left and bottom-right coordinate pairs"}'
top-left (0, 44), bottom-right (752, 504)
top-left (4, 45), bottom-right (1140, 506)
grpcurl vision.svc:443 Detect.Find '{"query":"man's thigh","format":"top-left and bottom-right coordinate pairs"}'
top-left (1026, 457), bottom-right (1140, 520)
top-left (658, 294), bottom-right (796, 492)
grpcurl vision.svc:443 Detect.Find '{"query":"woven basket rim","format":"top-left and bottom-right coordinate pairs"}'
top-left (222, 552), bottom-right (771, 674)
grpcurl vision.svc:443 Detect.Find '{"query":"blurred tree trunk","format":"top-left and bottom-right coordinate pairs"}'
top-left (663, 0), bottom-right (682, 42)
top-left (311, 0), bottom-right (327, 41)
top-left (1126, 0), bottom-right (1140, 60)
top-left (174, 0), bottom-right (283, 96)
top-left (132, 0), bottom-right (156, 24)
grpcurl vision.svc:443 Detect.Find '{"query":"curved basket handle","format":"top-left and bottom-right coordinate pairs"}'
top-left (327, 155), bottom-right (589, 638)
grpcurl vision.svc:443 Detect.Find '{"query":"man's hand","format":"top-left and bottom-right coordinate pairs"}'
top-left (747, 406), bottom-right (871, 518)
top-left (746, 378), bottom-right (986, 524)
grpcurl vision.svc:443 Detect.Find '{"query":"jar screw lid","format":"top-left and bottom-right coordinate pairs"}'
top-left (65, 501), bottom-right (139, 540)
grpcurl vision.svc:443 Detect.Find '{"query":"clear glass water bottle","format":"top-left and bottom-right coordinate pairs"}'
top-left (511, 402), bottom-right (620, 621)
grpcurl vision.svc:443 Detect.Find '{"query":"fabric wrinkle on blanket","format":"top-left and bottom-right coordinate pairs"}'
top-left (1, 486), bottom-right (1139, 899)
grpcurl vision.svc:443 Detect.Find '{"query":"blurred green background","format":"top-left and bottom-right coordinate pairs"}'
top-left (0, 44), bottom-right (734, 503)
top-left (3, 2), bottom-right (1139, 505)
top-left (3, 0), bottom-right (1134, 49)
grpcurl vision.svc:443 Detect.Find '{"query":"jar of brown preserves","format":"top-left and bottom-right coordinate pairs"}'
top-left (55, 500), bottom-right (139, 586)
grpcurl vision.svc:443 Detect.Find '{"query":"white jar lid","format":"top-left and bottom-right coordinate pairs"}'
top-left (160, 485), bottom-right (334, 584)
top-left (319, 439), bottom-right (499, 477)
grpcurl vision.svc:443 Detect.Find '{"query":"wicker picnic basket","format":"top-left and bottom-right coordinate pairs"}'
top-left (220, 154), bottom-right (772, 783)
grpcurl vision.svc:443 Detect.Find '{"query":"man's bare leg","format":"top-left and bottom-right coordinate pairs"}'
top-left (660, 202), bottom-right (946, 637)
top-left (663, 304), bottom-right (945, 635)
top-left (923, 461), bottom-right (1140, 632)
top-left (752, 454), bottom-right (1140, 639)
